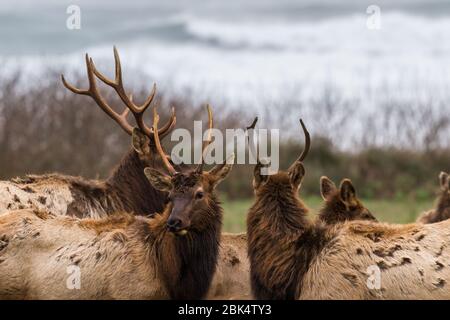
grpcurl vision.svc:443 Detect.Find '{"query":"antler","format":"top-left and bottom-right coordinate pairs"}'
top-left (196, 104), bottom-right (214, 173)
top-left (295, 119), bottom-right (311, 163)
top-left (152, 106), bottom-right (177, 175)
top-left (246, 117), bottom-right (259, 163)
top-left (61, 46), bottom-right (176, 139)
top-left (61, 54), bottom-right (134, 134)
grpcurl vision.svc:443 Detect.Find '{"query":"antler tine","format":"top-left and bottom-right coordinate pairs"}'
top-left (132, 83), bottom-right (156, 136)
top-left (89, 47), bottom-right (155, 136)
top-left (110, 46), bottom-right (157, 117)
top-left (158, 107), bottom-right (177, 139)
top-left (63, 48), bottom-right (175, 139)
top-left (61, 54), bottom-right (134, 134)
top-left (153, 106), bottom-right (176, 175)
top-left (247, 117), bottom-right (258, 131)
top-left (296, 119), bottom-right (311, 162)
top-left (246, 117), bottom-right (259, 163)
top-left (196, 104), bottom-right (214, 173)
top-left (203, 104), bottom-right (214, 150)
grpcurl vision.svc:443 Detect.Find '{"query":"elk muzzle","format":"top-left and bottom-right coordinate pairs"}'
top-left (167, 197), bottom-right (192, 236)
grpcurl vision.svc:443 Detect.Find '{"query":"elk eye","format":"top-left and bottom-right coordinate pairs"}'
top-left (195, 191), bottom-right (204, 200)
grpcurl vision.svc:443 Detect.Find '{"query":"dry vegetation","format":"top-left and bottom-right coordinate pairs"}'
top-left (1, 70), bottom-right (449, 206)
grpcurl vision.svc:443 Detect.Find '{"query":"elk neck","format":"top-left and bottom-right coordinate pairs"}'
top-left (146, 195), bottom-right (222, 299)
top-left (249, 183), bottom-right (310, 234)
top-left (105, 149), bottom-right (166, 216)
top-left (435, 191), bottom-right (450, 221)
top-left (247, 181), bottom-right (329, 299)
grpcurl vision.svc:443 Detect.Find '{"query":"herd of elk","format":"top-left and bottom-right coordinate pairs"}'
top-left (1, 47), bottom-right (450, 300)
top-left (0, 48), bottom-right (250, 300)
top-left (0, 48), bottom-right (177, 218)
top-left (246, 119), bottom-right (450, 299)
top-left (0, 107), bottom-right (236, 299)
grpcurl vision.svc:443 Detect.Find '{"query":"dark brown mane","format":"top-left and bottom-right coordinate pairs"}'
top-left (433, 190), bottom-right (450, 222)
top-left (144, 195), bottom-right (223, 299)
top-left (251, 174), bottom-right (309, 232)
top-left (105, 149), bottom-right (167, 215)
top-left (247, 172), bottom-right (329, 299)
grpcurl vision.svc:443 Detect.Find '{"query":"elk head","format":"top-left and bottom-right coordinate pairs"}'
top-left (439, 172), bottom-right (450, 194)
top-left (251, 118), bottom-right (310, 199)
top-left (61, 47), bottom-right (176, 169)
top-left (319, 177), bottom-right (376, 224)
top-left (144, 106), bottom-right (234, 235)
top-left (435, 171), bottom-right (450, 216)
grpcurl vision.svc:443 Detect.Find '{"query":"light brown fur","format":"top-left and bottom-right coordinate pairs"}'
top-left (300, 219), bottom-right (450, 299)
top-left (0, 147), bottom-right (170, 218)
top-left (0, 176), bottom-right (76, 215)
top-left (0, 207), bottom-right (225, 299)
top-left (207, 233), bottom-right (251, 300)
top-left (0, 209), bottom-right (163, 299)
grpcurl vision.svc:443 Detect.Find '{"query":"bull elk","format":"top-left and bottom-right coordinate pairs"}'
top-left (0, 47), bottom-right (176, 218)
top-left (0, 107), bottom-right (234, 300)
top-left (417, 171), bottom-right (450, 224)
top-left (0, 47), bottom-right (249, 299)
top-left (247, 122), bottom-right (450, 299)
top-left (246, 118), bottom-right (312, 299)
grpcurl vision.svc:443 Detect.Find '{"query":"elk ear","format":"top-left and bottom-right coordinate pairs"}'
top-left (253, 161), bottom-right (270, 188)
top-left (320, 176), bottom-right (337, 201)
top-left (132, 128), bottom-right (150, 156)
top-left (288, 161), bottom-right (305, 189)
top-left (339, 179), bottom-right (357, 208)
top-left (144, 168), bottom-right (173, 192)
top-left (208, 153), bottom-right (235, 187)
top-left (439, 172), bottom-right (449, 191)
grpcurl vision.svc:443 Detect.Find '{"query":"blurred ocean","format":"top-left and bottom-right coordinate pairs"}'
top-left (1, 0), bottom-right (450, 120)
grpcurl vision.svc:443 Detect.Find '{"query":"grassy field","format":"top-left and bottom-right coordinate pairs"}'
top-left (222, 196), bottom-right (435, 233)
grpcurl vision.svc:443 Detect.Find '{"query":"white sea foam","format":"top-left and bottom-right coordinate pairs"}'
top-left (1, 10), bottom-right (450, 147)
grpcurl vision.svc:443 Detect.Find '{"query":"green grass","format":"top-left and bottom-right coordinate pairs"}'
top-left (222, 196), bottom-right (435, 233)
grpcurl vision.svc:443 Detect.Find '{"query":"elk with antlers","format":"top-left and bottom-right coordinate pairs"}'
top-left (0, 47), bottom-right (176, 218)
top-left (246, 118), bottom-right (311, 299)
top-left (246, 121), bottom-right (450, 299)
top-left (0, 106), bottom-right (234, 299)
top-left (0, 48), bottom-right (251, 300)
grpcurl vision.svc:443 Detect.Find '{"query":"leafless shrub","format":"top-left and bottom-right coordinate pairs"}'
top-left (1, 70), bottom-right (450, 200)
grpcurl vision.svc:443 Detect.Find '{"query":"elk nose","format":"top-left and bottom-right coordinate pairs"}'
top-left (167, 218), bottom-right (182, 232)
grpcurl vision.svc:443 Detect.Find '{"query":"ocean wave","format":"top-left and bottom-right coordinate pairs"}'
top-left (2, 12), bottom-right (450, 114)
top-left (71, 11), bottom-right (450, 57)
top-left (180, 12), bottom-right (450, 53)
